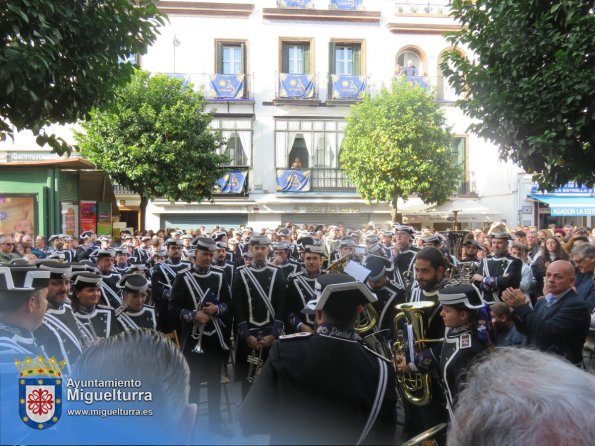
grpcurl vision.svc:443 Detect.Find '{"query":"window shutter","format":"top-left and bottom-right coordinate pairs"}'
top-left (303, 44), bottom-right (310, 74)
top-left (282, 43), bottom-right (289, 73)
top-left (353, 45), bottom-right (361, 75)
top-left (240, 42), bottom-right (246, 74)
top-left (217, 42), bottom-right (224, 73)
top-left (329, 42), bottom-right (336, 75)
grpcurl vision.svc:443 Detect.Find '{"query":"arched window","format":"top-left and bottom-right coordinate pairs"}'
top-left (396, 46), bottom-right (426, 77)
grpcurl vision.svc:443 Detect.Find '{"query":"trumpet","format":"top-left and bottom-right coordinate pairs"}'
top-left (191, 320), bottom-right (205, 354)
top-left (191, 303), bottom-right (208, 354)
top-left (247, 330), bottom-right (264, 383)
top-left (115, 302), bottom-right (128, 316)
top-left (74, 314), bottom-right (101, 349)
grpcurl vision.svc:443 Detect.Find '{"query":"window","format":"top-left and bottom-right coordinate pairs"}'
top-left (211, 118), bottom-right (252, 166)
top-left (453, 136), bottom-right (471, 194)
top-left (280, 39), bottom-right (314, 75)
top-left (282, 43), bottom-right (311, 74)
top-left (216, 41), bottom-right (246, 75)
top-left (275, 119), bottom-right (354, 191)
top-left (329, 42), bottom-right (362, 75)
top-left (275, 119), bottom-right (346, 168)
top-left (396, 47), bottom-right (424, 76)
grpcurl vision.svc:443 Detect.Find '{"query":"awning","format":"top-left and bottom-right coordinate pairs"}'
top-left (421, 199), bottom-right (498, 216)
top-left (529, 195), bottom-right (595, 217)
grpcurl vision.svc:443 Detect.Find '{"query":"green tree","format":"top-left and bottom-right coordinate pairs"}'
top-left (340, 79), bottom-right (462, 223)
top-left (0, 0), bottom-right (165, 154)
top-left (75, 70), bottom-right (228, 229)
top-left (443, 0), bottom-right (594, 190)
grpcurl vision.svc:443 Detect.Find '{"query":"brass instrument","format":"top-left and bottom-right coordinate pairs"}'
top-left (325, 253), bottom-right (378, 335)
top-left (393, 301), bottom-right (444, 406)
top-left (74, 314), bottom-right (100, 349)
top-left (191, 320), bottom-right (206, 354)
top-left (247, 330), bottom-right (264, 383)
top-left (448, 261), bottom-right (478, 285)
top-left (361, 329), bottom-right (393, 361)
top-left (401, 423), bottom-right (448, 446)
top-left (326, 253), bottom-right (352, 272)
top-left (115, 302), bottom-right (128, 316)
top-left (355, 303), bottom-right (379, 335)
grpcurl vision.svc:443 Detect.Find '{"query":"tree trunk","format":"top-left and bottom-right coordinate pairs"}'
top-left (139, 194), bottom-right (148, 232)
top-left (390, 195), bottom-right (403, 224)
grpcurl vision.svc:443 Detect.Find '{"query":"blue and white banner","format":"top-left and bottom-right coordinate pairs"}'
top-left (406, 76), bottom-right (429, 89)
top-left (209, 74), bottom-right (244, 99)
top-left (276, 169), bottom-right (311, 192)
top-left (279, 74), bottom-right (315, 99)
top-left (278, 0), bottom-right (314, 8)
top-left (216, 171), bottom-right (247, 193)
top-left (329, 0), bottom-right (363, 10)
top-left (331, 75), bottom-right (366, 99)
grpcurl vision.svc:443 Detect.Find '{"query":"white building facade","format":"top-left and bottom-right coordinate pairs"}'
top-left (137, 0), bottom-right (523, 232)
top-left (10, 0), bottom-right (582, 235)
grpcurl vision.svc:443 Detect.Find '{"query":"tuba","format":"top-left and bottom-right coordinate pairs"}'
top-left (393, 301), bottom-right (443, 406)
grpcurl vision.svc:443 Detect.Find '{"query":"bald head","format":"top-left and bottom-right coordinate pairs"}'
top-left (545, 260), bottom-right (575, 296)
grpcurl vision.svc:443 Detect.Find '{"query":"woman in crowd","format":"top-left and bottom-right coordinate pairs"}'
top-left (531, 236), bottom-right (569, 297)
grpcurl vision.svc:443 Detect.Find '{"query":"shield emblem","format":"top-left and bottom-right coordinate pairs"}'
top-left (19, 377), bottom-right (62, 429)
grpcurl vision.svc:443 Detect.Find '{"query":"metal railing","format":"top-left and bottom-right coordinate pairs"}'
top-left (395, 1), bottom-right (451, 15)
top-left (311, 167), bottom-right (356, 191)
top-left (162, 72), bottom-right (255, 100)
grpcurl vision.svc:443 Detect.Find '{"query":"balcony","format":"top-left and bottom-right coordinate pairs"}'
top-left (274, 73), bottom-right (321, 105)
top-left (275, 168), bottom-right (356, 193)
top-left (395, 1), bottom-right (451, 16)
top-left (326, 74), bottom-right (369, 105)
top-left (311, 167), bottom-right (356, 192)
top-left (113, 183), bottom-right (136, 196)
top-left (163, 73), bottom-right (254, 102)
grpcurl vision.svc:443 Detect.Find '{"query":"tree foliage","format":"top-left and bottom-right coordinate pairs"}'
top-left (75, 70), bottom-right (228, 228)
top-left (443, 0), bottom-right (595, 189)
top-left (340, 79), bottom-right (462, 222)
top-left (0, 0), bottom-right (165, 154)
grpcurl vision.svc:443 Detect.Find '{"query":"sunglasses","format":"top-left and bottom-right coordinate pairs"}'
top-left (2, 243), bottom-right (15, 246)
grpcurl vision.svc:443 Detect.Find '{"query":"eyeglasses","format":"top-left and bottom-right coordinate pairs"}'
top-left (2, 243), bottom-right (14, 246)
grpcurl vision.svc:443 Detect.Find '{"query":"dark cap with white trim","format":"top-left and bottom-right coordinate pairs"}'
top-left (37, 261), bottom-right (72, 279)
top-left (117, 274), bottom-right (149, 293)
top-left (71, 272), bottom-right (102, 289)
top-left (438, 284), bottom-right (484, 309)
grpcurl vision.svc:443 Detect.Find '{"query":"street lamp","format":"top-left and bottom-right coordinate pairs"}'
top-left (173, 35), bottom-right (181, 73)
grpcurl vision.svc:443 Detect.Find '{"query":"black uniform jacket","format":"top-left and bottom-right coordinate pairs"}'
top-left (240, 327), bottom-right (397, 445)
top-left (475, 254), bottom-right (522, 303)
top-left (440, 325), bottom-right (487, 417)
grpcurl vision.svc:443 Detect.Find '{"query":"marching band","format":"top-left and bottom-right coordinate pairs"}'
top-left (1, 224), bottom-right (594, 445)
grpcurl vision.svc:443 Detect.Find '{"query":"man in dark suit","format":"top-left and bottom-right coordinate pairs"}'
top-left (502, 260), bottom-right (590, 365)
top-left (240, 273), bottom-right (397, 445)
